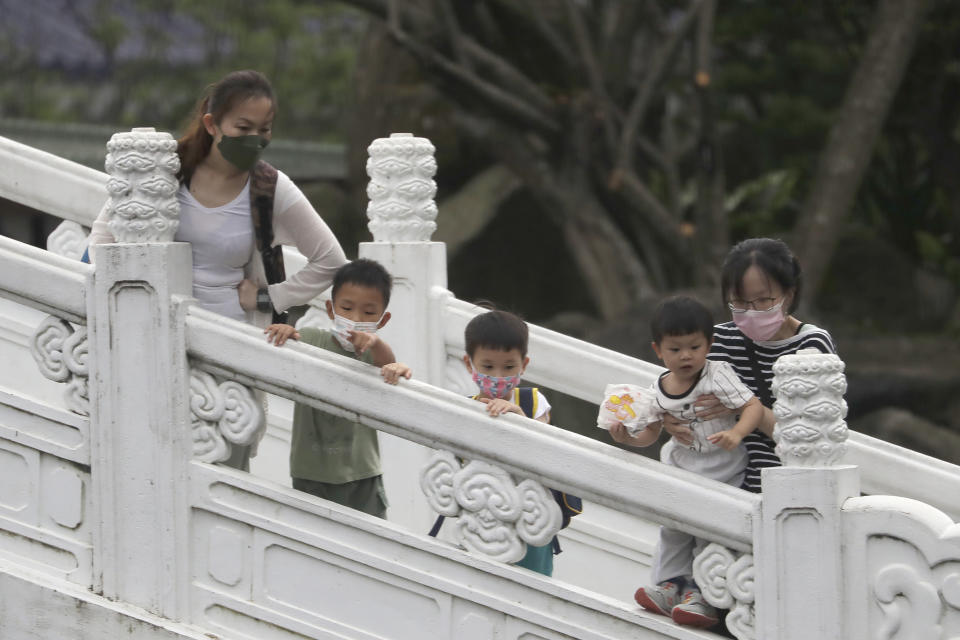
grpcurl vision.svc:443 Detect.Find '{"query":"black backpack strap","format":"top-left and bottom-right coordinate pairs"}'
top-left (249, 160), bottom-right (288, 324)
top-left (428, 514), bottom-right (445, 537)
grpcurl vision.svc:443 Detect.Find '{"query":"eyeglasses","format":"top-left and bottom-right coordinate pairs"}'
top-left (727, 296), bottom-right (782, 314)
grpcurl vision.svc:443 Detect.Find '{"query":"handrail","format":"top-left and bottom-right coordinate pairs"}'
top-left (847, 430), bottom-right (960, 519)
top-left (0, 235), bottom-right (90, 323)
top-left (443, 295), bottom-right (664, 401)
top-left (0, 135), bottom-right (107, 227)
top-left (185, 304), bottom-right (757, 551)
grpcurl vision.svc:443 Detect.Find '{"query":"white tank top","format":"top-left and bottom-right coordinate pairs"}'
top-left (174, 181), bottom-right (254, 321)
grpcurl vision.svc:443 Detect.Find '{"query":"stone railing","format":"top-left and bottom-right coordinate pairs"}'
top-left (5, 129), bottom-right (960, 521)
top-left (6, 128), bottom-right (960, 639)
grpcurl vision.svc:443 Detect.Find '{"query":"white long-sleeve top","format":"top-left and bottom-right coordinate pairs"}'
top-left (88, 169), bottom-right (347, 326)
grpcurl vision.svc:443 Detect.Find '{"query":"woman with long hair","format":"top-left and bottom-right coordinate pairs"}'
top-left (89, 70), bottom-right (348, 468)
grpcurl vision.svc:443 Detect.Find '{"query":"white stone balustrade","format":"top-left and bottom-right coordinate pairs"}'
top-left (10, 127), bottom-right (960, 638)
top-left (104, 127), bottom-right (180, 242)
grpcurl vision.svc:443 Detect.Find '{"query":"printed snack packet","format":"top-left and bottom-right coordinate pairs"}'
top-left (597, 384), bottom-right (658, 436)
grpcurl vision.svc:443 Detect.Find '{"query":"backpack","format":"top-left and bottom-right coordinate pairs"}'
top-left (515, 388), bottom-right (583, 532)
top-left (428, 387), bottom-right (583, 555)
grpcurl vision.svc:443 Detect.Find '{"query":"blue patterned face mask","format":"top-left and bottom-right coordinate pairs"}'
top-left (471, 367), bottom-right (521, 399)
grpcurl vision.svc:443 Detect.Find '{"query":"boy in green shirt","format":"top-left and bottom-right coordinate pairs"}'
top-left (265, 259), bottom-right (410, 518)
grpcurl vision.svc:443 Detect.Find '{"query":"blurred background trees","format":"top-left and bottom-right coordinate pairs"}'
top-left (2, 0), bottom-right (960, 454)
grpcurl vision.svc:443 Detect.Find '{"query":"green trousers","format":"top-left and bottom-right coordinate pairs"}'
top-left (292, 475), bottom-right (388, 519)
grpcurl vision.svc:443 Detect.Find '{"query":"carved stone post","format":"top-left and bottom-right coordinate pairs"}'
top-left (104, 127), bottom-right (180, 243)
top-left (755, 349), bottom-right (858, 639)
top-left (359, 133), bottom-right (448, 531)
top-left (87, 127), bottom-right (193, 618)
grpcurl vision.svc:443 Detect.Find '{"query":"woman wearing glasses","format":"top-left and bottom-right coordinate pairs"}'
top-left (663, 237), bottom-right (836, 492)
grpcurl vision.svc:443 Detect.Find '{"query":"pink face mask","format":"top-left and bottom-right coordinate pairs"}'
top-left (732, 300), bottom-right (785, 341)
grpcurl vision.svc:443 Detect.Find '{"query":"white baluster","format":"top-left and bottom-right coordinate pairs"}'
top-left (104, 127), bottom-right (180, 243)
top-left (772, 348), bottom-right (849, 466)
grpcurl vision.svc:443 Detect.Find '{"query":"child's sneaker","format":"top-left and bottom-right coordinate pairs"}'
top-left (671, 589), bottom-right (719, 628)
top-left (634, 580), bottom-right (682, 616)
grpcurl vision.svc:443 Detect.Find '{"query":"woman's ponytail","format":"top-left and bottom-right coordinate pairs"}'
top-left (177, 93), bottom-right (214, 183)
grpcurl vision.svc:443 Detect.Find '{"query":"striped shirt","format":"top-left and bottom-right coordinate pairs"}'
top-left (708, 321), bottom-right (837, 492)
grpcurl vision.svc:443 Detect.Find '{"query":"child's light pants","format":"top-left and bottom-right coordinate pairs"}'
top-left (651, 441), bottom-right (745, 585)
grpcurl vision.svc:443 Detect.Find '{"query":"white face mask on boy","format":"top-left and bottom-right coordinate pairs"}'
top-left (331, 313), bottom-right (382, 352)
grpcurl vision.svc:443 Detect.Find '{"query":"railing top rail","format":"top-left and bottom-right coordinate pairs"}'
top-left (0, 235), bottom-right (90, 323)
top-left (0, 134), bottom-right (107, 227)
top-left (185, 303), bottom-right (757, 550)
top-left (443, 295), bottom-right (663, 402)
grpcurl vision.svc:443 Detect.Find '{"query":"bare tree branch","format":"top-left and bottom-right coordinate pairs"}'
top-left (563, 0), bottom-right (618, 151)
top-left (691, 0), bottom-right (726, 288)
top-left (522, 0), bottom-right (579, 70)
top-left (615, 0), bottom-right (702, 174)
top-left (454, 112), bottom-right (655, 316)
top-left (460, 38), bottom-right (557, 116)
top-left (613, 171), bottom-right (688, 259)
top-left (636, 134), bottom-right (681, 216)
top-left (381, 24), bottom-right (561, 134)
top-left (434, 0), bottom-right (472, 71)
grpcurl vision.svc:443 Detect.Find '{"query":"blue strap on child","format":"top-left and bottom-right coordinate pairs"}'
top-left (81, 247), bottom-right (91, 264)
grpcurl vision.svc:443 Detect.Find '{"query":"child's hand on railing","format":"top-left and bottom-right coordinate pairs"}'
top-left (380, 362), bottom-right (412, 385)
top-left (478, 397), bottom-right (524, 418)
top-left (264, 323), bottom-right (300, 346)
top-left (707, 429), bottom-right (743, 451)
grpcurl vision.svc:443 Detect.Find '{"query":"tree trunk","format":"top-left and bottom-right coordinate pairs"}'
top-left (795, 0), bottom-right (930, 300)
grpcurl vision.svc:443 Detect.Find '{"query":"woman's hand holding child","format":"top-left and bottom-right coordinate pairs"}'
top-left (692, 393), bottom-right (735, 422)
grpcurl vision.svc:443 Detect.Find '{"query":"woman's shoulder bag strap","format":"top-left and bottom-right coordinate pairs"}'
top-left (249, 160), bottom-right (288, 324)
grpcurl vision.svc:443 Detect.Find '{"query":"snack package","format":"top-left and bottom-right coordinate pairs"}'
top-left (596, 384), bottom-right (659, 436)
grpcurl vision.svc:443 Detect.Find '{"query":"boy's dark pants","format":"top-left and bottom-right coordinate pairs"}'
top-left (293, 475), bottom-right (387, 519)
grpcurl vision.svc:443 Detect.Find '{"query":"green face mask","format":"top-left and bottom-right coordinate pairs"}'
top-left (217, 133), bottom-right (269, 171)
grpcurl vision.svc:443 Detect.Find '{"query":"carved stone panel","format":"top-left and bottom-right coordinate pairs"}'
top-left (421, 451), bottom-right (562, 563)
top-left (30, 316), bottom-right (89, 416)
top-left (693, 542), bottom-right (756, 640)
top-left (189, 369), bottom-right (264, 463)
top-left (46, 221), bottom-right (89, 260)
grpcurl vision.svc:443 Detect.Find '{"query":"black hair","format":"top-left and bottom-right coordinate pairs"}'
top-left (650, 295), bottom-right (715, 344)
top-left (720, 238), bottom-right (803, 314)
top-left (464, 310), bottom-right (529, 358)
top-left (331, 258), bottom-right (392, 308)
